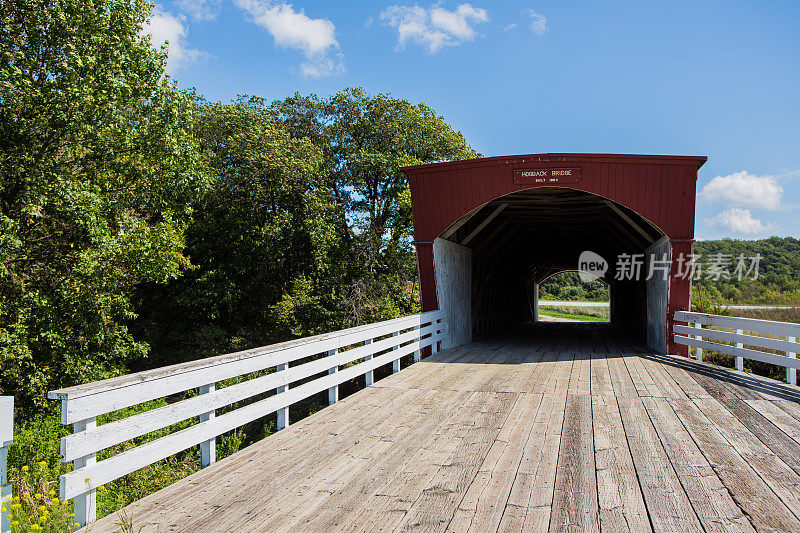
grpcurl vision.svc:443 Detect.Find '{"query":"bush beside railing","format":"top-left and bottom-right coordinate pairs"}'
top-left (673, 310), bottom-right (799, 385)
top-left (47, 311), bottom-right (446, 527)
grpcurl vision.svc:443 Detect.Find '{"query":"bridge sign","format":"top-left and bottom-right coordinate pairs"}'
top-left (513, 167), bottom-right (581, 185)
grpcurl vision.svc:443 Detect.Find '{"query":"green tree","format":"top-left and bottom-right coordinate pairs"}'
top-left (274, 88), bottom-right (479, 324)
top-left (133, 97), bottom-right (343, 364)
top-left (0, 0), bottom-right (209, 412)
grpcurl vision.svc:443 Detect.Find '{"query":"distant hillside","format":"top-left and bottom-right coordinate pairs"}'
top-left (693, 236), bottom-right (800, 304)
top-left (539, 237), bottom-right (800, 305)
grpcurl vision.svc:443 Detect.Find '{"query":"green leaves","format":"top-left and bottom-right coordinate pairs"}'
top-left (0, 0), bottom-right (209, 412)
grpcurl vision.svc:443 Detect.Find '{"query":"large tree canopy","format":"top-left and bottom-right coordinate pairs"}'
top-left (273, 88), bottom-right (479, 323)
top-left (0, 0), bottom-right (209, 410)
top-left (134, 90), bottom-right (478, 367)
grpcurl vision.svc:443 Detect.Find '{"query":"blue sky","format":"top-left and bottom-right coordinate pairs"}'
top-left (145, 0), bottom-right (800, 240)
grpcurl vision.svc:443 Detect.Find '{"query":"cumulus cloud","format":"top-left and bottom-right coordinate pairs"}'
top-left (699, 171), bottom-right (787, 210)
top-left (380, 3), bottom-right (488, 53)
top-left (527, 10), bottom-right (547, 35)
top-left (235, 0), bottom-right (344, 77)
top-left (705, 208), bottom-right (775, 237)
top-left (176, 0), bottom-right (222, 21)
top-left (143, 6), bottom-right (205, 73)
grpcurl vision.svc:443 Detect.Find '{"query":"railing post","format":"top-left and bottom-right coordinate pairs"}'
top-left (413, 325), bottom-right (421, 362)
top-left (392, 331), bottom-right (400, 373)
top-left (694, 322), bottom-right (703, 362)
top-left (1, 397), bottom-right (12, 533)
top-left (432, 319), bottom-right (441, 354)
top-left (364, 339), bottom-right (374, 386)
top-left (328, 349), bottom-right (338, 404)
top-left (73, 417), bottom-right (97, 527)
top-left (788, 336), bottom-right (797, 386)
top-left (199, 384), bottom-right (216, 467)
top-left (735, 329), bottom-right (744, 372)
top-left (276, 363), bottom-right (289, 429)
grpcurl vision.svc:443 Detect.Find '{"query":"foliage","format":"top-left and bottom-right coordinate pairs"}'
top-left (692, 237), bottom-right (800, 305)
top-left (134, 89), bottom-right (477, 367)
top-left (5, 462), bottom-right (80, 532)
top-left (538, 272), bottom-right (609, 302)
top-left (0, 0), bottom-right (209, 412)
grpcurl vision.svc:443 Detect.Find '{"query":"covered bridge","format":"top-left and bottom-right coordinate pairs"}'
top-left (405, 153), bottom-right (707, 355)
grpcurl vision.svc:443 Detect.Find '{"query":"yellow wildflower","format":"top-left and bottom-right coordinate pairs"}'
top-left (38, 461), bottom-right (47, 467)
top-left (39, 505), bottom-right (46, 511)
top-left (10, 521), bottom-right (18, 526)
top-left (22, 492), bottom-right (29, 498)
top-left (11, 503), bottom-right (21, 510)
top-left (84, 478), bottom-right (90, 483)
top-left (48, 489), bottom-right (55, 496)
top-left (52, 497), bottom-right (59, 504)
top-left (99, 485), bottom-right (106, 491)
top-left (34, 493), bottom-right (42, 499)
top-left (21, 465), bottom-right (28, 472)
top-left (71, 513), bottom-right (75, 517)
top-left (75, 523), bottom-right (81, 528)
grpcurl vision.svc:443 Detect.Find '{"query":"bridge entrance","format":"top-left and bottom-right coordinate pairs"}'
top-left (404, 154), bottom-right (706, 355)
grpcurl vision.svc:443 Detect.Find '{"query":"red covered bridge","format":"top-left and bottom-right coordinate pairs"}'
top-left (406, 153), bottom-right (706, 355)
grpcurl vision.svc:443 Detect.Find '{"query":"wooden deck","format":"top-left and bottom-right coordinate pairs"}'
top-left (91, 324), bottom-right (800, 532)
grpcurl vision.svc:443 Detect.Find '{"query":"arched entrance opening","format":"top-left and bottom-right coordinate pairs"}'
top-left (404, 154), bottom-right (706, 355)
top-left (433, 187), bottom-right (669, 349)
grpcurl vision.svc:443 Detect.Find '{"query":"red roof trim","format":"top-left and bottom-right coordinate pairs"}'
top-left (401, 153), bottom-right (708, 174)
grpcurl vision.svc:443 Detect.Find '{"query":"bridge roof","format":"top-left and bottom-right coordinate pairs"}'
top-left (401, 153), bottom-right (708, 173)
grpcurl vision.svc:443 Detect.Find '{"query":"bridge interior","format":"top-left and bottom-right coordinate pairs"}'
top-left (91, 323), bottom-right (800, 533)
top-left (435, 187), bottom-right (670, 350)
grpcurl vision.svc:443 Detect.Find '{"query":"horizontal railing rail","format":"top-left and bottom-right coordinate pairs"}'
top-left (48, 310), bottom-right (445, 526)
top-left (673, 310), bottom-right (799, 384)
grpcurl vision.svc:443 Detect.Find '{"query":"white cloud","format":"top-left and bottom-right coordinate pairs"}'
top-left (699, 170), bottom-right (787, 210)
top-left (235, 0), bottom-right (344, 77)
top-left (176, 0), bottom-right (222, 21)
top-left (380, 3), bottom-right (488, 53)
top-left (527, 10), bottom-right (547, 35)
top-left (143, 6), bottom-right (205, 73)
top-left (705, 208), bottom-right (776, 236)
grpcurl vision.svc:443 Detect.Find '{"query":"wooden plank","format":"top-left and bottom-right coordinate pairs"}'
top-left (617, 397), bottom-right (703, 532)
top-left (346, 391), bottom-right (510, 533)
top-left (549, 394), bottom-right (599, 532)
top-left (642, 397), bottom-right (754, 532)
top-left (395, 391), bottom-right (517, 532)
top-left (744, 399), bottom-right (800, 447)
top-left (691, 397), bottom-right (800, 519)
top-left (498, 354), bottom-right (571, 532)
top-left (669, 398), bottom-right (800, 532)
top-left (592, 395), bottom-right (650, 532)
top-left (446, 391), bottom-right (542, 532)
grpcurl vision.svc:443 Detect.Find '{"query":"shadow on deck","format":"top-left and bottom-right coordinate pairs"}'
top-left (90, 323), bottom-right (800, 532)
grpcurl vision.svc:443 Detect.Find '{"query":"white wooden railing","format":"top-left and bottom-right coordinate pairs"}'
top-left (674, 311), bottom-right (799, 385)
top-left (48, 311), bottom-right (445, 526)
top-left (1, 397), bottom-right (12, 533)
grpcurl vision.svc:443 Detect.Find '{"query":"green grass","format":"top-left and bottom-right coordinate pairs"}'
top-left (539, 306), bottom-right (609, 322)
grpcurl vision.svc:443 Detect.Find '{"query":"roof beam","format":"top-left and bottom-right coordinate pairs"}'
top-left (461, 204), bottom-right (507, 246)
top-left (604, 201), bottom-right (655, 243)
